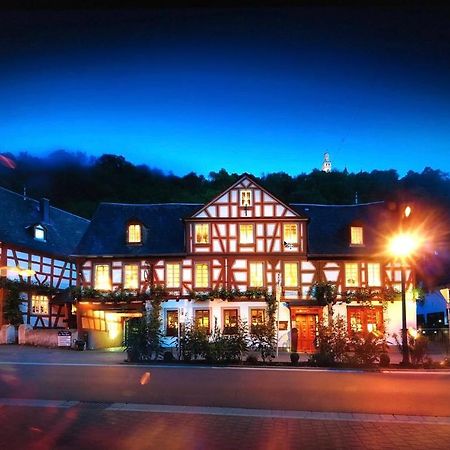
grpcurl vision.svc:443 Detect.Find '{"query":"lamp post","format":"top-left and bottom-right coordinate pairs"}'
top-left (389, 232), bottom-right (419, 366)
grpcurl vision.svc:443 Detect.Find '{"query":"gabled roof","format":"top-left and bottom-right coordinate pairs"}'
top-left (291, 202), bottom-right (395, 257)
top-left (74, 203), bottom-right (202, 257)
top-left (0, 186), bottom-right (90, 257)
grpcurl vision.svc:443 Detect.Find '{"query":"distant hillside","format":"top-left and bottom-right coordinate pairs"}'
top-left (0, 150), bottom-right (449, 219)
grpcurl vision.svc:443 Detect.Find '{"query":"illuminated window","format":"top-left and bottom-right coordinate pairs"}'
top-left (240, 190), bottom-right (252, 207)
top-left (95, 264), bottom-right (111, 290)
top-left (195, 223), bottom-right (209, 244)
top-left (350, 226), bottom-right (364, 245)
top-left (284, 262), bottom-right (298, 287)
top-left (348, 307), bottom-right (384, 335)
top-left (194, 309), bottom-right (210, 333)
top-left (31, 295), bottom-right (48, 315)
top-left (127, 224), bottom-right (142, 244)
top-left (249, 262), bottom-right (264, 287)
top-left (166, 310), bottom-right (179, 336)
top-left (34, 224), bottom-right (46, 241)
top-left (195, 263), bottom-right (209, 288)
top-left (367, 263), bottom-right (381, 287)
top-left (250, 308), bottom-right (265, 331)
top-left (223, 309), bottom-right (238, 334)
top-left (166, 263), bottom-right (181, 288)
top-left (123, 264), bottom-right (139, 290)
top-left (239, 224), bottom-right (254, 244)
top-left (283, 224), bottom-right (298, 244)
top-left (345, 263), bottom-right (359, 287)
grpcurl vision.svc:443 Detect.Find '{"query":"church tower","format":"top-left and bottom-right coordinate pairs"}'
top-left (322, 152), bottom-right (332, 172)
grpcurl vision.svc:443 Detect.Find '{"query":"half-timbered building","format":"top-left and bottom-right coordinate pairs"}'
top-left (0, 186), bottom-right (89, 331)
top-left (74, 175), bottom-right (416, 350)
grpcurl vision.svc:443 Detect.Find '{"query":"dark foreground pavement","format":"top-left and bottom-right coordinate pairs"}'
top-left (1, 401), bottom-right (450, 450)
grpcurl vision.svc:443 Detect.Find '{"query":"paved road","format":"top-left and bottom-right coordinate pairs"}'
top-left (1, 362), bottom-right (450, 416)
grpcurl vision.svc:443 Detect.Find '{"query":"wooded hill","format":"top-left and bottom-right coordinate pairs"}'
top-left (0, 151), bottom-right (449, 220)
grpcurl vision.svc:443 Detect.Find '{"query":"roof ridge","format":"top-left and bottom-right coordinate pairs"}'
top-left (291, 201), bottom-right (385, 207)
top-left (99, 202), bottom-right (204, 206)
top-left (0, 185), bottom-right (89, 222)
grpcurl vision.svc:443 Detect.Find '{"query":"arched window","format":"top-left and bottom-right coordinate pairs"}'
top-left (127, 223), bottom-right (142, 244)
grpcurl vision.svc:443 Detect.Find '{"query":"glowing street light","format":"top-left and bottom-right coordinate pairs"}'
top-left (388, 227), bottom-right (422, 366)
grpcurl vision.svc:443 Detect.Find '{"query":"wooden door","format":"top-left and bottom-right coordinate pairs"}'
top-left (295, 314), bottom-right (317, 353)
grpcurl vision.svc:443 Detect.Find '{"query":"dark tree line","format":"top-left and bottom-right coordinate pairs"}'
top-left (0, 150), bottom-right (449, 219)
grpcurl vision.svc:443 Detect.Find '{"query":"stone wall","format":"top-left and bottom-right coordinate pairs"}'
top-left (17, 324), bottom-right (78, 347)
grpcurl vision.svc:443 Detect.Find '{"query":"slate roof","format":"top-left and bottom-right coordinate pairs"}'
top-left (74, 203), bottom-right (203, 257)
top-left (0, 186), bottom-right (90, 257)
top-left (75, 199), bottom-right (395, 258)
top-left (291, 202), bottom-right (396, 257)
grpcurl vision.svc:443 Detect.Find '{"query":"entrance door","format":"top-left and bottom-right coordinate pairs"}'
top-left (295, 314), bottom-right (317, 352)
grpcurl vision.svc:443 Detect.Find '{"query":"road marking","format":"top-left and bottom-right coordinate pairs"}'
top-left (1, 398), bottom-right (448, 425)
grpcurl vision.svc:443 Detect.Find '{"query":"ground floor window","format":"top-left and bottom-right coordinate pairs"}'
top-left (166, 310), bottom-right (179, 336)
top-left (194, 309), bottom-right (210, 333)
top-left (31, 295), bottom-right (49, 315)
top-left (347, 306), bottom-right (384, 335)
top-left (250, 308), bottom-right (266, 332)
top-left (223, 309), bottom-right (238, 334)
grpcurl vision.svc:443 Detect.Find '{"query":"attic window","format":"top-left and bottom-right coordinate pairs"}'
top-left (240, 190), bottom-right (252, 207)
top-left (350, 226), bottom-right (364, 246)
top-left (127, 223), bottom-right (142, 244)
top-left (34, 224), bottom-right (46, 241)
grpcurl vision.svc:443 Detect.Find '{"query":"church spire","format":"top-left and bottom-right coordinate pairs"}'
top-left (322, 152), bottom-right (331, 172)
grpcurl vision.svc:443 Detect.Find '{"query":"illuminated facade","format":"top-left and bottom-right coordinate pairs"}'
top-left (0, 187), bottom-right (89, 330)
top-left (74, 175), bottom-right (417, 350)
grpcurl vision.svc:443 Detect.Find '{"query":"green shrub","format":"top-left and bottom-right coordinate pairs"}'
top-left (347, 332), bottom-right (387, 366)
top-left (379, 352), bottom-right (390, 367)
top-left (290, 352), bottom-right (300, 365)
top-left (250, 323), bottom-right (276, 362)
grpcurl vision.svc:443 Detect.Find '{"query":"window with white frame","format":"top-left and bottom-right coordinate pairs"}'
top-left (166, 310), bottom-right (179, 336)
top-left (350, 226), bottom-right (364, 245)
top-left (239, 224), bottom-right (254, 244)
top-left (223, 309), bottom-right (238, 334)
top-left (123, 264), bottom-right (139, 290)
top-left (249, 262), bottom-right (264, 287)
top-left (284, 262), bottom-right (298, 287)
top-left (345, 263), bottom-right (359, 287)
top-left (166, 263), bottom-right (181, 288)
top-left (195, 263), bottom-right (209, 288)
top-left (127, 224), bottom-right (142, 244)
top-left (283, 223), bottom-right (298, 244)
top-left (31, 295), bottom-right (49, 315)
top-left (194, 223), bottom-right (209, 244)
top-left (94, 264), bottom-right (111, 290)
top-left (367, 263), bottom-right (381, 287)
top-left (240, 190), bottom-right (252, 207)
top-left (34, 224), bottom-right (46, 241)
top-left (250, 308), bottom-right (265, 332)
top-left (194, 309), bottom-right (210, 332)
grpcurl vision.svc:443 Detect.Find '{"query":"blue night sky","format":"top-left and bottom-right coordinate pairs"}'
top-left (1, 6), bottom-right (450, 176)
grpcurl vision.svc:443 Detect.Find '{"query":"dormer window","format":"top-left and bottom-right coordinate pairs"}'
top-left (34, 224), bottom-right (46, 241)
top-left (127, 223), bottom-right (142, 244)
top-left (350, 226), bottom-right (364, 246)
top-left (240, 190), bottom-right (252, 207)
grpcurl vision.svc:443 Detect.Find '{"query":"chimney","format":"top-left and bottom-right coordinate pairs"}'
top-left (40, 198), bottom-right (50, 223)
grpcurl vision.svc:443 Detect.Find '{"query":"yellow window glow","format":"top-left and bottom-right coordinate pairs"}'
top-left (95, 264), bottom-right (111, 290)
top-left (284, 262), bottom-right (298, 287)
top-left (240, 190), bottom-right (252, 207)
top-left (283, 224), bottom-right (298, 244)
top-left (351, 226), bottom-right (364, 245)
top-left (128, 224), bottom-right (142, 243)
top-left (367, 263), bottom-right (381, 286)
top-left (345, 263), bottom-right (359, 287)
top-left (195, 309), bottom-right (210, 332)
top-left (239, 224), bottom-right (254, 244)
top-left (195, 223), bottom-right (209, 244)
top-left (249, 262), bottom-right (264, 287)
top-left (124, 264), bottom-right (139, 290)
top-left (31, 295), bottom-right (48, 315)
top-left (166, 263), bottom-right (181, 288)
top-left (195, 263), bottom-right (209, 288)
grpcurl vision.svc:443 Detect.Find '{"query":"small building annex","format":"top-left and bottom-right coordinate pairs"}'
top-left (73, 175), bottom-right (417, 350)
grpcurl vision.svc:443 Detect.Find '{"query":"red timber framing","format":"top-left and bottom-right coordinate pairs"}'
top-left (0, 241), bottom-right (77, 328)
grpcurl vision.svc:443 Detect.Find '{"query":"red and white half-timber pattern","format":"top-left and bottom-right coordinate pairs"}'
top-left (187, 177), bottom-right (307, 254)
top-left (0, 242), bottom-right (77, 328)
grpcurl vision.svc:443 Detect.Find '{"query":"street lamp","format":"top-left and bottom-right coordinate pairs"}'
top-left (389, 232), bottom-right (420, 366)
